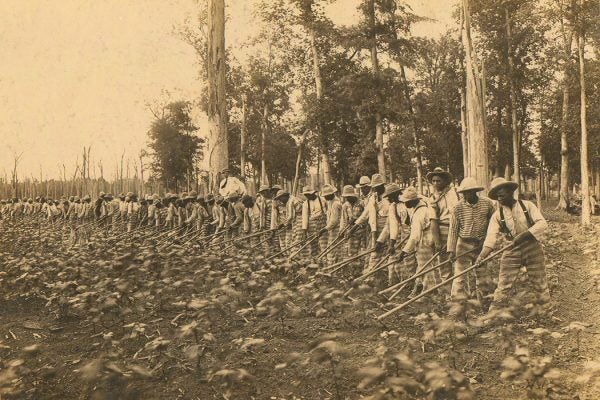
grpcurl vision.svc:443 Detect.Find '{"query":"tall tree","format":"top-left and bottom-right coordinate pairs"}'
top-left (556, 0), bottom-right (575, 209)
top-left (207, 0), bottom-right (228, 188)
top-left (576, 0), bottom-right (591, 226)
top-left (462, 0), bottom-right (489, 189)
top-left (147, 101), bottom-right (204, 191)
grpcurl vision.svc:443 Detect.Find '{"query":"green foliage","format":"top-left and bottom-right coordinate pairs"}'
top-left (147, 101), bottom-right (204, 191)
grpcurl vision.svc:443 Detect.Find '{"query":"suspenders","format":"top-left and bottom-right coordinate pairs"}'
top-left (499, 200), bottom-right (534, 240)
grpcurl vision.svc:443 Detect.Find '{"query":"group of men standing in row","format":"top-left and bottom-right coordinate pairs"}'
top-left (1, 166), bottom-right (551, 314)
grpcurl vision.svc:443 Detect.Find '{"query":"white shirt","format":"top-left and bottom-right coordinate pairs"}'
top-left (218, 176), bottom-right (246, 197)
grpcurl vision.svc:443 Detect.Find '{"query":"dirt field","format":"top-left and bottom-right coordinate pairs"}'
top-left (0, 207), bottom-right (599, 399)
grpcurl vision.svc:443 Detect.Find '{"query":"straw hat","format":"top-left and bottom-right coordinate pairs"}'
top-left (383, 183), bottom-right (402, 199)
top-left (321, 184), bottom-right (337, 197)
top-left (341, 185), bottom-right (358, 198)
top-left (302, 185), bottom-right (317, 195)
top-left (274, 189), bottom-right (289, 200)
top-left (399, 187), bottom-right (419, 203)
top-left (488, 177), bottom-right (518, 200)
top-left (359, 176), bottom-right (371, 187)
top-left (457, 177), bottom-right (484, 193)
top-left (370, 173), bottom-right (385, 188)
top-left (258, 184), bottom-right (270, 193)
top-left (426, 167), bottom-right (453, 183)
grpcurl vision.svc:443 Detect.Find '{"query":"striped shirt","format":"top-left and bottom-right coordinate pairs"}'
top-left (447, 197), bottom-right (495, 252)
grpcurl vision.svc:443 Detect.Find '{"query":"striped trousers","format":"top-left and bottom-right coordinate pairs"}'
top-left (415, 228), bottom-right (440, 289)
top-left (387, 225), bottom-right (417, 286)
top-left (490, 240), bottom-right (550, 310)
top-left (450, 238), bottom-right (492, 301)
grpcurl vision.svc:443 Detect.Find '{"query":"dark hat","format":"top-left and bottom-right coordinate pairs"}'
top-left (426, 167), bottom-right (453, 183)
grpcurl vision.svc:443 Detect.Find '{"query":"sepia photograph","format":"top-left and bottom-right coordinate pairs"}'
top-left (0, 0), bottom-right (599, 398)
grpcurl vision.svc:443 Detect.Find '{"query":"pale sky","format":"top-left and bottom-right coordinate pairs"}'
top-left (0, 0), bottom-right (455, 180)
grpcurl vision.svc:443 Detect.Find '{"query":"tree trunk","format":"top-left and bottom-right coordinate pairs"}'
top-left (558, 2), bottom-right (574, 210)
top-left (577, 24), bottom-right (591, 227)
top-left (306, 9), bottom-right (331, 185)
top-left (207, 0), bottom-right (229, 190)
top-left (462, 0), bottom-right (489, 192)
top-left (368, 0), bottom-right (386, 177)
top-left (292, 130), bottom-right (307, 197)
top-left (399, 66), bottom-right (424, 194)
top-left (240, 94), bottom-right (248, 179)
top-left (261, 102), bottom-right (268, 186)
top-left (505, 8), bottom-right (520, 197)
top-left (458, 6), bottom-right (469, 179)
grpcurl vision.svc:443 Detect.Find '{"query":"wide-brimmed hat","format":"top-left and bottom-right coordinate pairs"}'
top-left (186, 191), bottom-right (198, 200)
top-left (126, 191), bottom-right (134, 197)
top-left (457, 177), bottom-right (484, 193)
top-left (321, 184), bottom-right (337, 197)
top-left (258, 184), bottom-right (270, 193)
top-left (271, 184), bottom-right (282, 192)
top-left (370, 173), bottom-right (385, 188)
top-left (226, 192), bottom-right (240, 201)
top-left (488, 177), bottom-right (518, 200)
top-left (302, 185), bottom-right (317, 195)
top-left (359, 176), bottom-right (371, 187)
top-left (274, 189), bottom-right (289, 200)
top-left (99, 191), bottom-right (105, 197)
top-left (426, 167), bottom-right (453, 183)
top-left (399, 187), bottom-right (419, 203)
top-left (341, 185), bottom-right (358, 198)
top-left (383, 183), bottom-right (402, 199)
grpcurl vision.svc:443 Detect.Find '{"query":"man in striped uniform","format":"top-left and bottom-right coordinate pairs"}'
top-left (339, 185), bottom-right (364, 259)
top-left (300, 185), bottom-right (326, 259)
top-left (320, 184), bottom-right (342, 266)
top-left (349, 173), bottom-right (388, 273)
top-left (395, 187), bottom-right (436, 297)
top-left (476, 177), bottom-right (550, 311)
top-left (272, 190), bottom-right (302, 250)
top-left (427, 167), bottom-right (460, 280)
top-left (446, 177), bottom-right (496, 311)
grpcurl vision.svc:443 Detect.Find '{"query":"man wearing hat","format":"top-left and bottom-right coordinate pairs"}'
top-left (77, 195), bottom-right (94, 245)
top-left (476, 177), bottom-right (550, 311)
top-left (240, 194), bottom-right (261, 246)
top-left (256, 184), bottom-right (277, 253)
top-left (320, 184), bottom-right (342, 266)
top-left (126, 193), bottom-right (141, 233)
top-left (299, 185), bottom-right (327, 259)
top-left (339, 185), bottom-right (365, 259)
top-left (272, 189), bottom-right (302, 250)
top-left (350, 173), bottom-right (389, 272)
top-left (358, 176), bottom-right (372, 200)
top-left (225, 192), bottom-right (244, 239)
top-left (427, 167), bottom-right (460, 280)
top-left (218, 168), bottom-right (246, 198)
top-left (446, 177), bottom-right (496, 312)
top-left (396, 186), bottom-right (438, 297)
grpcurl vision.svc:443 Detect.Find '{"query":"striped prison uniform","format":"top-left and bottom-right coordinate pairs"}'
top-left (272, 195), bottom-right (302, 252)
top-left (127, 201), bottom-right (140, 233)
top-left (340, 200), bottom-right (365, 260)
top-left (446, 197), bottom-right (496, 302)
top-left (429, 187), bottom-right (460, 279)
top-left (356, 193), bottom-right (389, 273)
top-left (242, 203), bottom-right (260, 246)
top-left (378, 202), bottom-right (417, 286)
top-left (323, 197), bottom-right (342, 266)
top-left (300, 196), bottom-right (326, 259)
top-left (402, 200), bottom-right (438, 289)
top-left (482, 200), bottom-right (550, 310)
top-left (257, 196), bottom-right (277, 254)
